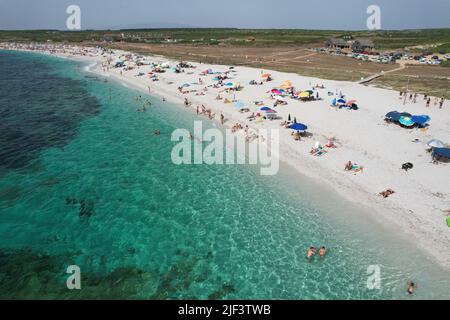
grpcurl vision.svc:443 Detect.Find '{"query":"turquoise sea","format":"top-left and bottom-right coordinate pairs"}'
top-left (0, 50), bottom-right (449, 299)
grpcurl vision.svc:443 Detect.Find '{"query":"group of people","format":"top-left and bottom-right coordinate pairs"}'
top-left (231, 123), bottom-right (244, 133)
top-left (400, 91), bottom-right (445, 108)
top-left (195, 104), bottom-right (215, 120)
top-left (307, 246), bottom-right (327, 261)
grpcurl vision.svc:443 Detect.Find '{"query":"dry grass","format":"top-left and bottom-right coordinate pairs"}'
top-left (106, 43), bottom-right (450, 97)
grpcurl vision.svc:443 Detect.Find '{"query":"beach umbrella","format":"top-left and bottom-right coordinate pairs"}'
top-left (299, 92), bottom-right (311, 98)
top-left (225, 82), bottom-right (234, 87)
top-left (265, 109), bottom-right (277, 114)
top-left (262, 73), bottom-right (271, 78)
top-left (427, 139), bottom-right (445, 148)
top-left (280, 81), bottom-right (293, 89)
top-left (399, 116), bottom-right (415, 127)
top-left (337, 98), bottom-right (346, 104)
top-left (182, 83), bottom-right (190, 88)
top-left (433, 148), bottom-right (450, 159)
top-left (411, 115), bottom-right (431, 126)
top-left (260, 106), bottom-right (272, 111)
top-left (290, 123), bottom-right (308, 131)
top-left (234, 101), bottom-right (245, 109)
top-left (385, 111), bottom-right (400, 120)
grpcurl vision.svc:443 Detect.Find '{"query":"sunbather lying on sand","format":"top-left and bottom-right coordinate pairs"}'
top-left (345, 161), bottom-right (353, 171)
top-left (379, 189), bottom-right (396, 198)
top-left (325, 139), bottom-right (337, 148)
top-left (292, 131), bottom-right (301, 141)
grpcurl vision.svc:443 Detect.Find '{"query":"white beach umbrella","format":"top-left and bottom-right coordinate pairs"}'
top-left (427, 139), bottom-right (445, 148)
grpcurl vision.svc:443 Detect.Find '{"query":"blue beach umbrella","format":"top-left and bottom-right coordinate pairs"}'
top-left (427, 139), bottom-right (445, 148)
top-left (290, 123), bottom-right (308, 131)
top-left (411, 115), bottom-right (431, 126)
top-left (260, 106), bottom-right (272, 111)
top-left (433, 148), bottom-right (450, 159)
top-left (385, 111), bottom-right (400, 121)
top-left (399, 116), bottom-right (415, 127)
top-left (234, 101), bottom-right (245, 108)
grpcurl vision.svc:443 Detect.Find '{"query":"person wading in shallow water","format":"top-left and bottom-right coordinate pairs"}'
top-left (407, 282), bottom-right (417, 295)
top-left (319, 246), bottom-right (327, 259)
top-left (307, 247), bottom-right (316, 261)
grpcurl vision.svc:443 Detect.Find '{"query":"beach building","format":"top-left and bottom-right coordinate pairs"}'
top-left (325, 38), bottom-right (375, 52)
top-left (351, 39), bottom-right (375, 52)
top-left (324, 38), bottom-right (351, 50)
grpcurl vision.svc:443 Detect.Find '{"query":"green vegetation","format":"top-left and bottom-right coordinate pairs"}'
top-left (1, 28), bottom-right (449, 51)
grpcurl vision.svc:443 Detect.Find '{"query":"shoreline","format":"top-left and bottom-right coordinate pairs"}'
top-left (2, 44), bottom-right (449, 272)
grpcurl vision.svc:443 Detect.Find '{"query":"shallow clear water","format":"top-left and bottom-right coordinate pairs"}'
top-left (0, 50), bottom-right (449, 299)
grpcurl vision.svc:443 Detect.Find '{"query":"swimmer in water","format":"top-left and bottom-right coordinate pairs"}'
top-left (319, 246), bottom-right (327, 259)
top-left (307, 247), bottom-right (316, 261)
top-left (154, 130), bottom-right (161, 136)
top-left (189, 132), bottom-right (193, 140)
top-left (407, 282), bottom-right (417, 295)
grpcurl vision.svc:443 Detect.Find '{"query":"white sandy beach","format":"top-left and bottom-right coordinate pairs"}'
top-left (3, 43), bottom-right (450, 270)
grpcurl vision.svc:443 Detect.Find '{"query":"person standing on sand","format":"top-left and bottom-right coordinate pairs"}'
top-left (440, 97), bottom-right (445, 109)
top-left (220, 114), bottom-right (224, 125)
top-left (196, 106), bottom-right (199, 115)
top-left (426, 97), bottom-right (431, 108)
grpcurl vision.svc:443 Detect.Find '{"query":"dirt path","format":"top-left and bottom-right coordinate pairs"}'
top-left (358, 62), bottom-right (406, 84)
